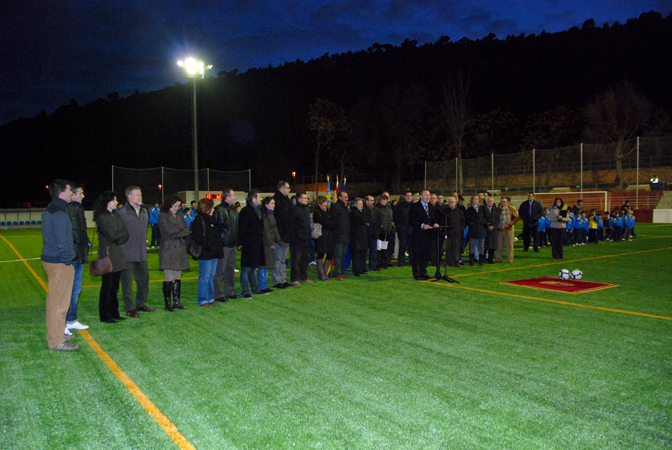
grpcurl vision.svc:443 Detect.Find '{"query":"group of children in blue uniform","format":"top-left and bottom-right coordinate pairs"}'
top-left (537, 206), bottom-right (636, 247)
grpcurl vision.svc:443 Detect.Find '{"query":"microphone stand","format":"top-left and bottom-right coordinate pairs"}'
top-left (430, 224), bottom-right (459, 283)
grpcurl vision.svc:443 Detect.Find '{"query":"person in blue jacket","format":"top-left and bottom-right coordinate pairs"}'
top-left (183, 207), bottom-right (194, 227)
top-left (537, 207), bottom-right (549, 248)
top-left (579, 212), bottom-right (590, 245)
top-left (623, 210), bottom-right (635, 241)
top-left (596, 213), bottom-right (604, 242)
top-left (564, 211), bottom-right (574, 246)
top-left (148, 200), bottom-right (161, 248)
top-left (41, 179), bottom-right (78, 351)
top-left (611, 210), bottom-right (623, 242)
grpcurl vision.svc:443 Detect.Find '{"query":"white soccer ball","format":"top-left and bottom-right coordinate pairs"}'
top-left (571, 269), bottom-right (583, 280)
top-left (559, 269), bottom-right (571, 280)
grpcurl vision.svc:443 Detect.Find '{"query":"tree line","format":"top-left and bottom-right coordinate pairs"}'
top-left (1, 11), bottom-right (670, 207)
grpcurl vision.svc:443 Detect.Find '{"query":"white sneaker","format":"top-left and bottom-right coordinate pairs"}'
top-left (66, 320), bottom-right (89, 330)
top-left (64, 327), bottom-right (74, 336)
top-left (234, 269), bottom-right (239, 273)
top-left (309, 261), bottom-right (316, 266)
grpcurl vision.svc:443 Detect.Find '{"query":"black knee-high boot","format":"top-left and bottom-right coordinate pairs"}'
top-left (163, 281), bottom-right (174, 312)
top-left (479, 255), bottom-right (485, 266)
top-left (380, 250), bottom-right (388, 269)
top-left (469, 254), bottom-right (474, 266)
top-left (172, 280), bottom-right (187, 310)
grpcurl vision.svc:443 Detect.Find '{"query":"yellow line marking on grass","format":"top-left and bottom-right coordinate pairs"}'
top-left (80, 330), bottom-right (196, 450)
top-left (449, 247), bottom-right (672, 278)
top-left (0, 235), bottom-right (48, 291)
top-left (422, 281), bottom-right (672, 321)
top-left (0, 235), bottom-right (196, 450)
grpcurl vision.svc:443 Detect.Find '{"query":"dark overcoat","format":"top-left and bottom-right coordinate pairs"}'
top-left (191, 213), bottom-right (224, 261)
top-left (117, 202), bottom-right (148, 262)
top-left (465, 204), bottom-right (489, 239)
top-left (291, 202), bottom-right (312, 247)
top-left (239, 204), bottom-right (264, 268)
top-left (95, 211), bottom-right (129, 273)
top-left (262, 211), bottom-right (283, 269)
top-left (312, 206), bottom-right (334, 254)
top-left (349, 207), bottom-right (368, 251)
top-left (158, 211), bottom-right (190, 271)
top-left (331, 200), bottom-right (350, 244)
top-left (373, 203), bottom-right (394, 239)
top-left (484, 205), bottom-right (499, 250)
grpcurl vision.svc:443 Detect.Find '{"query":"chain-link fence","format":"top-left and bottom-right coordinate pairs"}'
top-left (112, 166), bottom-right (251, 204)
top-left (426, 136), bottom-right (672, 197)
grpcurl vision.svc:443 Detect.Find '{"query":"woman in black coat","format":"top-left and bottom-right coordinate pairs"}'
top-left (238, 190), bottom-right (265, 298)
top-left (349, 198), bottom-right (368, 276)
top-left (94, 191), bottom-right (130, 323)
top-left (158, 194), bottom-right (190, 311)
top-left (191, 198), bottom-right (224, 307)
top-left (312, 196), bottom-right (334, 281)
top-left (372, 194), bottom-right (394, 269)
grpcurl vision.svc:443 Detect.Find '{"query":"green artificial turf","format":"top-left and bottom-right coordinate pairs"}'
top-left (1, 225), bottom-right (671, 449)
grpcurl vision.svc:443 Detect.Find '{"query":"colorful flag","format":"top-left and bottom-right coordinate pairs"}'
top-left (335, 176), bottom-right (339, 196)
top-left (326, 175), bottom-right (331, 206)
top-left (343, 176), bottom-right (347, 192)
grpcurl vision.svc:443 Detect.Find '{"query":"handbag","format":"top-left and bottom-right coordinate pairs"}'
top-left (186, 218), bottom-right (205, 258)
top-left (311, 222), bottom-right (323, 239)
top-left (88, 230), bottom-right (114, 277)
top-left (89, 242), bottom-right (114, 277)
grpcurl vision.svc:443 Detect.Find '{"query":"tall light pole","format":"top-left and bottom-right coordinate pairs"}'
top-left (177, 58), bottom-right (212, 196)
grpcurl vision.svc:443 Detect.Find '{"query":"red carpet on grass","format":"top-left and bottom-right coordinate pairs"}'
top-left (501, 277), bottom-right (618, 294)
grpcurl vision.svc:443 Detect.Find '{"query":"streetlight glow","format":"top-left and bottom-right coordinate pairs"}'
top-left (177, 58), bottom-right (211, 78)
top-left (178, 57), bottom-right (213, 195)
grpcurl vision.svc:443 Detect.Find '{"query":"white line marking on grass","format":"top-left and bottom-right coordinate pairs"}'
top-left (0, 252), bottom-right (97, 264)
top-left (0, 257), bottom-right (41, 263)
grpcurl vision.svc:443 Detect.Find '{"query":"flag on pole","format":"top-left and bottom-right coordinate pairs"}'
top-left (343, 176), bottom-right (347, 192)
top-left (335, 176), bottom-right (340, 196)
top-left (326, 175), bottom-right (331, 206)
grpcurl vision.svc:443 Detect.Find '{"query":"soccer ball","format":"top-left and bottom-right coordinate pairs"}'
top-left (571, 269), bottom-right (583, 280)
top-left (559, 269), bottom-right (571, 280)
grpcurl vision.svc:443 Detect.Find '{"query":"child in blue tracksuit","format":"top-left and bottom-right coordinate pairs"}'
top-left (538, 208), bottom-right (549, 247)
top-left (183, 208), bottom-right (194, 227)
top-left (623, 210), bottom-right (635, 241)
top-left (595, 213), bottom-right (604, 242)
top-left (611, 211), bottom-right (623, 242)
top-left (575, 212), bottom-right (588, 245)
top-left (564, 212), bottom-right (574, 246)
top-left (148, 202), bottom-right (161, 248)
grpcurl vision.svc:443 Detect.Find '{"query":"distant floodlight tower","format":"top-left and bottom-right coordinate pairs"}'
top-left (177, 58), bottom-right (212, 195)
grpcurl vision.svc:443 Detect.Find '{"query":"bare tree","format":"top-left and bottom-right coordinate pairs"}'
top-left (441, 69), bottom-right (470, 191)
top-left (583, 81), bottom-right (670, 190)
top-left (307, 98), bottom-right (350, 197)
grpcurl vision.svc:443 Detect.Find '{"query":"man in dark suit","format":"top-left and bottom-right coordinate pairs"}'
top-left (409, 190), bottom-right (439, 280)
top-left (518, 192), bottom-right (544, 252)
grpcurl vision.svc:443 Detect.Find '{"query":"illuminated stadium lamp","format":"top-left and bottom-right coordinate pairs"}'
top-left (177, 58), bottom-right (213, 194)
top-left (177, 58), bottom-right (212, 79)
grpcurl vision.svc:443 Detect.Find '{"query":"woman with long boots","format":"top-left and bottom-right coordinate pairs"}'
top-left (158, 194), bottom-right (191, 311)
top-left (373, 194), bottom-right (394, 269)
top-left (312, 196), bottom-right (334, 281)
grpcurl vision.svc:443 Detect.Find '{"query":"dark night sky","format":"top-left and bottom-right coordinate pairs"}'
top-left (2, 0), bottom-right (670, 125)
